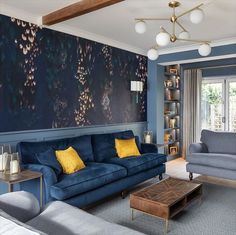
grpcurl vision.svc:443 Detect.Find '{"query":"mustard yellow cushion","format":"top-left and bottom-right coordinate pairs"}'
top-left (115, 138), bottom-right (141, 158)
top-left (55, 146), bottom-right (85, 174)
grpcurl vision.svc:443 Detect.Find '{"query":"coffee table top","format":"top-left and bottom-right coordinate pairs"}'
top-left (131, 177), bottom-right (202, 207)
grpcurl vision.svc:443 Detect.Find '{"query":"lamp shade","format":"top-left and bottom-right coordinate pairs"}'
top-left (147, 48), bottom-right (159, 60)
top-left (156, 32), bottom-right (170, 47)
top-left (190, 8), bottom-right (204, 24)
top-left (131, 81), bottom-right (143, 92)
top-left (135, 21), bottom-right (146, 34)
top-left (178, 31), bottom-right (190, 40)
top-left (198, 44), bottom-right (211, 56)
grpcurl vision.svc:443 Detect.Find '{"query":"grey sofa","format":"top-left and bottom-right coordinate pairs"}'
top-left (0, 191), bottom-right (144, 235)
top-left (186, 129), bottom-right (236, 180)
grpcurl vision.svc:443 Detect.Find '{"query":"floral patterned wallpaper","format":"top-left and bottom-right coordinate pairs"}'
top-left (0, 14), bottom-right (147, 132)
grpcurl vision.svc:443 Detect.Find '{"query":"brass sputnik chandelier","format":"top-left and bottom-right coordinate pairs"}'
top-left (134, 1), bottom-right (211, 60)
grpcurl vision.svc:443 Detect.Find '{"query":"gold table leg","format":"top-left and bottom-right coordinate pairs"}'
top-left (40, 176), bottom-right (43, 208)
top-left (165, 219), bottom-right (169, 234)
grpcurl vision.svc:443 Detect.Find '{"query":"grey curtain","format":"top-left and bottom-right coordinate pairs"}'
top-left (183, 69), bottom-right (202, 158)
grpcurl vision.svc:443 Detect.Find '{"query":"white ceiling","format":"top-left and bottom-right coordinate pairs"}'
top-left (0, 0), bottom-right (236, 55)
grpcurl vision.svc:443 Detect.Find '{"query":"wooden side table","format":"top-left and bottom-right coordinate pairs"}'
top-left (0, 170), bottom-right (43, 207)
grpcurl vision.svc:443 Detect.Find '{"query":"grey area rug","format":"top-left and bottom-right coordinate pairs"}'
top-left (89, 178), bottom-right (236, 235)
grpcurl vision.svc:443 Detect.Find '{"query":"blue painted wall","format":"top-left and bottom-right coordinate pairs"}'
top-left (147, 44), bottom-right (236, 142)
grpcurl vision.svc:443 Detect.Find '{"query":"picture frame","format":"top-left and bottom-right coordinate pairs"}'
top-left (169, 68), bottom-right (178, 74)
top-left (169, 146), bottom-right (178, 155)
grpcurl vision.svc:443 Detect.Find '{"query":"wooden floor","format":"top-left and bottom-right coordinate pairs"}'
top-left (166, 158), bottom-right (236, 188)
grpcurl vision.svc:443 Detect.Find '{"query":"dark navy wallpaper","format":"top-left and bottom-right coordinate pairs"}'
top-left (0, 14), bottom-right (147, 132)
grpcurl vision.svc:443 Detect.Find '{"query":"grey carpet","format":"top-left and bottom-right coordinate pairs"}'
top-left (89, 178), bottom-right (236, 235)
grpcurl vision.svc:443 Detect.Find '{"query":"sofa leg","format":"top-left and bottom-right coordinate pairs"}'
top-left (189, 172), bottom-right (193, 181)
top-left (121, 191), bottom-right (126, 199)
top-left (159, 174), bottom-right (163, 181)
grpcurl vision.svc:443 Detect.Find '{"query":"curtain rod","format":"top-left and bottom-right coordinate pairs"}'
top-left (197, 64), bottom-right (236, 70)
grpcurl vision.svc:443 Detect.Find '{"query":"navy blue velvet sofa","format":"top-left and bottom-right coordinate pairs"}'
top-left (17, 130), bottom-right (166, 208)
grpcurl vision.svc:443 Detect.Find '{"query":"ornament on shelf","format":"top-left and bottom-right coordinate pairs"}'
top-left (169, 118), bottom-right (176, 128)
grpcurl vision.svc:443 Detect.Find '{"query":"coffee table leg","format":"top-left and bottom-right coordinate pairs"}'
top-left (165, 219), bottom-right (169, 234)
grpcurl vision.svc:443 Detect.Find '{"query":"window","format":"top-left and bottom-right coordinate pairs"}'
top-left (201, 77), bottom-right (236, 132)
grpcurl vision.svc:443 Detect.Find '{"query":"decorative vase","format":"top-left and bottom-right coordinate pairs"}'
top-left (0, 145), bottom-right (11, 172)
top-left (143, 131), bottom-right (153, 144)
top-left (4, 152), bottom-right (20, 175)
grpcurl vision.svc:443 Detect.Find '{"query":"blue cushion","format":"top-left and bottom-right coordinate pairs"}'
top-left (17, 135), bottom-right (93, 164)
top-left (50, 162), bottom-right (127, 200)
top-left (92, 130), bottom-right (135, 162)
top-left (106, 153), bottom-right (167, 176)
top-left (67, 135), bottom-right (94, 162)
top-left (36, 148), bottom-right (62, 176)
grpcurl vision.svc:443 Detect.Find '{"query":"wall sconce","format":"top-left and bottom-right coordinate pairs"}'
top-left (131, 81), bottom-right (143, 103)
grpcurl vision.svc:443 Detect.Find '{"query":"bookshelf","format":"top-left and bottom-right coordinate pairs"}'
top-left (163, 65), bottom-right (182, 158)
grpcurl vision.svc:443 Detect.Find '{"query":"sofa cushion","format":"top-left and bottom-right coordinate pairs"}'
top-left (106, 153), bottom-right (166, 176)
top-left (0, 209), bottom-right (46, 235)
top-left (50, 162), bottom-right (127, 200)
top-left (37, 148), bottom-right (62, 177)
top-left (17, 135), bottom-right (93, 164)
top-left (201, 130), bottom-right (236, 154)
top-left (55, 147), bottom-right (85, 174)
top-left (92, 130), bottom-right (135, 162)
top-left (186, 153), bottom-right (236, 170)
top-left (115, 138), bottom-right (141, 158)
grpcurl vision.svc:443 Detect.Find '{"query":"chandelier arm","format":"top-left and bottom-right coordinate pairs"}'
top-left (176, 3), bottom-right (204, 19)
top-left (176, 38), bottom-right (210, 44)
top-left (135, 18), bottom-right (169, 21)
top-left (160, 26), bottom-right (171, 36)
top-left (176, 21), bottom-right (188, 32)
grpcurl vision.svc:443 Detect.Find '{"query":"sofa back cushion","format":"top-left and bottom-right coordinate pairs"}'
top-left (92, 130), bottom-right (135, 162)
top-left (201, 129), bottom-right (236, 154)
top-left (18, 135), bottom-right (94, 164)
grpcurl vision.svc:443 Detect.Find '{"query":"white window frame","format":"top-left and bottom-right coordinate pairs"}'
top-left (201, 76), bottom-right (236, 131)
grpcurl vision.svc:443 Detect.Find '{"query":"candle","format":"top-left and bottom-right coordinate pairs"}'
top-left (10, 160), bottom-right (19, 174)
top-left (145, 134), bottom-right (151, 144)
top-left (0, 153), bottom-right (8, 171)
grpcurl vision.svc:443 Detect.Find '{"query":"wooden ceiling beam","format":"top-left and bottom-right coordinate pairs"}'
top-left (42, 0), bottom-right (125, 26)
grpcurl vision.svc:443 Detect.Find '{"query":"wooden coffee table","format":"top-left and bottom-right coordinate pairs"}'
top-left (130, 177), bottom-right (202, 234)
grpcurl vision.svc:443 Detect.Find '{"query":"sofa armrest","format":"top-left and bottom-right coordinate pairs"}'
top-left (189, 143), bottom-right (208, 154)
top-left (140, 143), bottom-right (158, 154)
top-left (21, 164), bottom-right (58, 203)
top-left (0, 191), bottom-right (40, 223)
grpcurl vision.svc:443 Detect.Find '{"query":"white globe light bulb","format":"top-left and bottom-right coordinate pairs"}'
top-left (198, 44), bottom-right (211, 56)
top-left (156, 32), bottom-right (170, 47)
top-left (190, 8), bottom-right (204, 24)
top-left (147, 48), bottom-right (159, 61)
top-left (179, 31), bottom-right (190, 40)
top-left (135, 21), bottom-right (146, 34)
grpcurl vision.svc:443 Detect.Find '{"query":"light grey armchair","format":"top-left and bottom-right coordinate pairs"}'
top-left (186, 129), bottom-right (236, 180)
